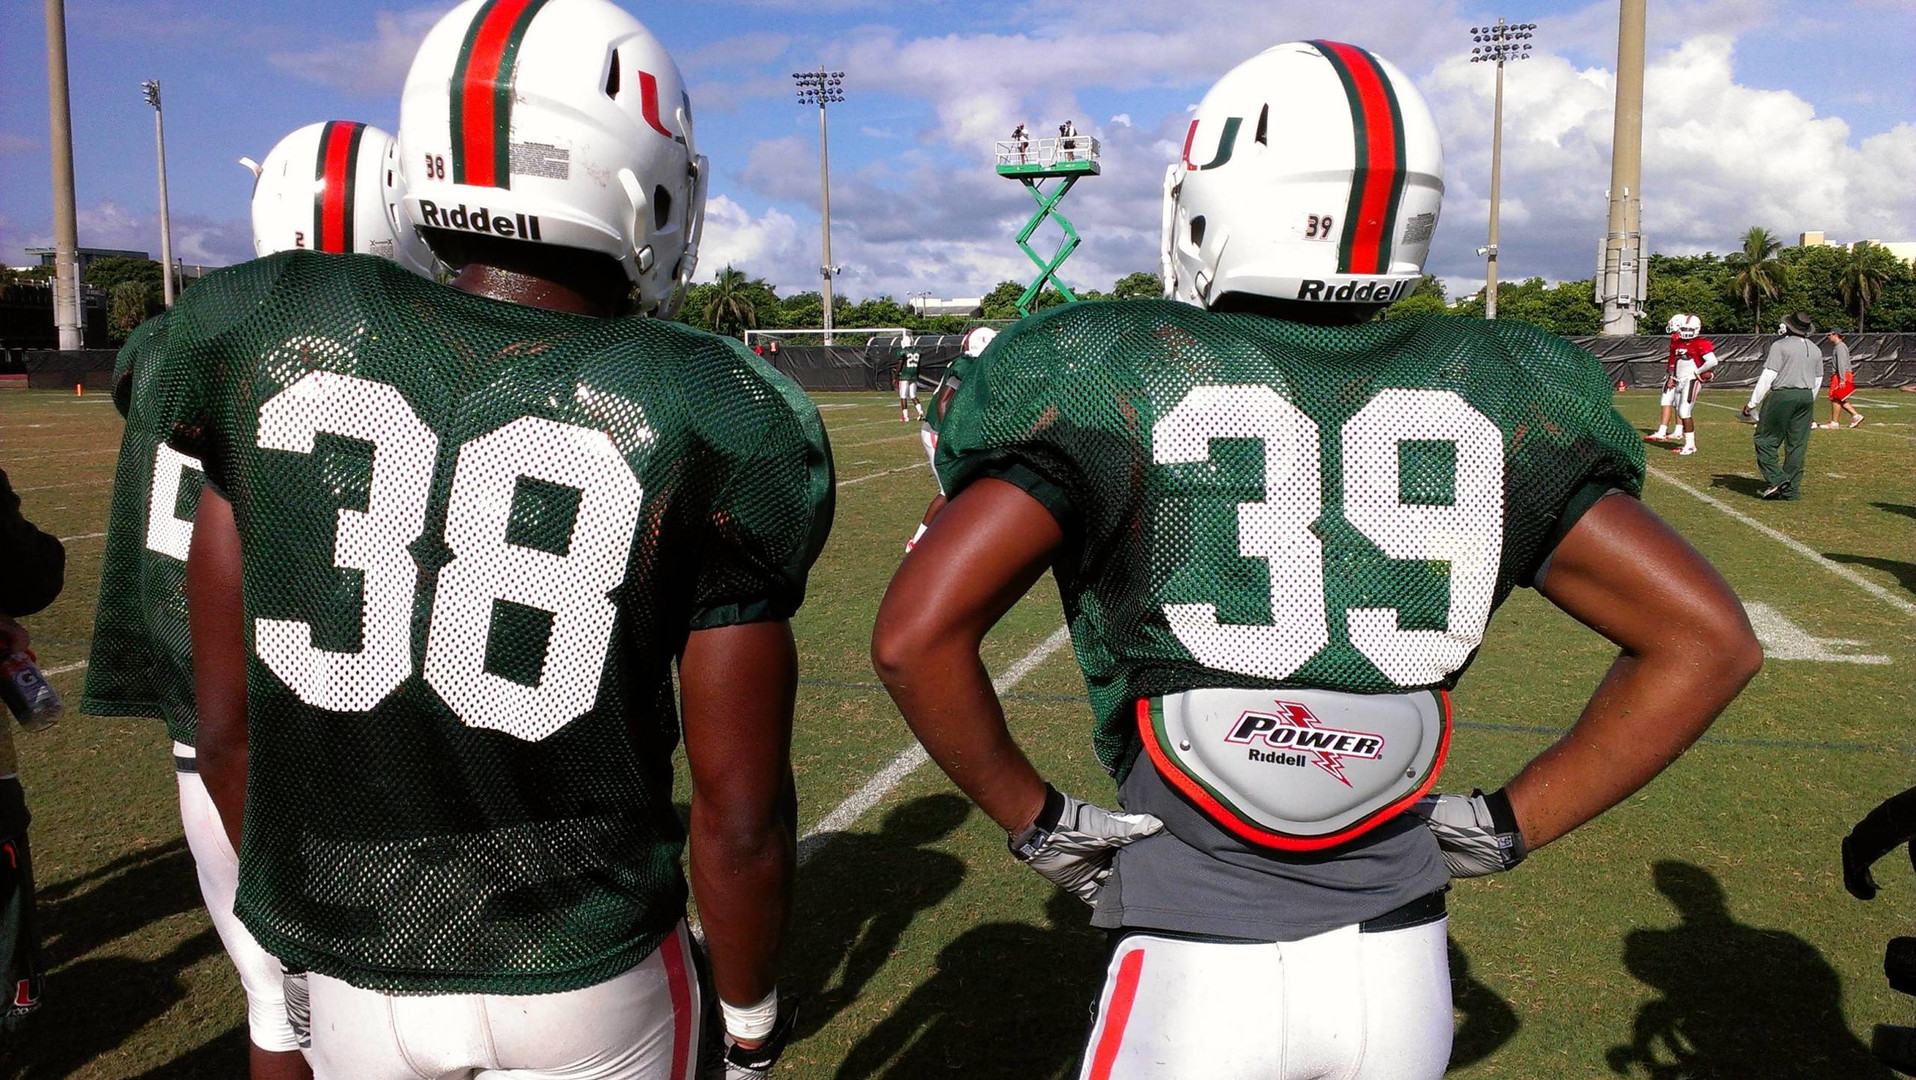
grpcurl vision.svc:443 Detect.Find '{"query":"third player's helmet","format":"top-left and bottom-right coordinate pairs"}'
top-left (398, 0), bottom-right (707, 317)
top-left (248, 121), bottom-right (439, 278)
top-left (1162, 41), bottom-right (1444, 312)
top-left (1674, 314), bottom-right (1703, 340)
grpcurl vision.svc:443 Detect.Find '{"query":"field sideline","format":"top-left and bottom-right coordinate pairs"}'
top-left (0, 384), bottom-right (1909, 1080)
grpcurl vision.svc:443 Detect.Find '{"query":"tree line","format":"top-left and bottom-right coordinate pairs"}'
top-left (12, 225), bottom-right (1908, 344)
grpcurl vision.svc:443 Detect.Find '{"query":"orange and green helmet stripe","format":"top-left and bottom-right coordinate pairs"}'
top-left (1308, 40), bottom-right (1409, 277)
top-left (313, 121), bottom-right (367, 254)
top-left (449, 0), bottom-right (552, 189)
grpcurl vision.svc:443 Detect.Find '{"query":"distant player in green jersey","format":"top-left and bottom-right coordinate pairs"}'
top-left (86, 117), bottom-right (440, 1080)
top-left (872, 41), bottom-right (1760, 1079)
top-left (154, 3), bottom-right (832, 1078)
top-left (896, 331), bottom-right (923, 422)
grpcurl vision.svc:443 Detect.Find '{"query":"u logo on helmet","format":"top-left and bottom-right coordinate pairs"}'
top-left (1182, 117), bottom-right (1242, 171)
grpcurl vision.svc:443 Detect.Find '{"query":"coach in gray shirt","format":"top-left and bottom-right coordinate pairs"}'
top-left (1741, 311), bottom-right (1823, 500)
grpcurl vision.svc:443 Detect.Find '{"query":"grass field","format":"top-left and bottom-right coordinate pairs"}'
top-left (0, 383), bottom-right (1911, 1079)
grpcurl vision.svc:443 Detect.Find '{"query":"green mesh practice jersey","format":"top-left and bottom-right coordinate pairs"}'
top-left (84, 313), bottom-right (209, 744)
top-left (142, 251), bottom-right (835, 994)
top-left (935, 300), bottom-right (1644, 775)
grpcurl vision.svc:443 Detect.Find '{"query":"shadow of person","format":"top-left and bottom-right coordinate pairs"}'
top-left (1449, 937), bottom-right (1519, 1071)
top-left (136, 1024), bottom-right (251, 1079)
top-left (1605, 862), bottom-right (1889, 1080)
top-left (1709, 474), bottom-right (1770, 498)
top-left (1870, 502), bottom-right (1916, 523)
top-left (37, 838), bottom-right (203, 967)
top-left (835, 890), bottom-right (1103, 1080)
top-left (789, 794), bottom-right (970, 1037)
top-left (1824, 553), bottom-right (1916, 597)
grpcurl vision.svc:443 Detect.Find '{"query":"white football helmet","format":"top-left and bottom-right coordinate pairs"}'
top-left (1675, 314), bottom-right (1702, 340)
top-left (398, 0), bottom-right (707, 317)
top-left (1162, 41), bottom-right (1444, 310)
top-left (962, 325), bottom-right (999, 357)
top-left (248, 121), bottom-right (439, 278)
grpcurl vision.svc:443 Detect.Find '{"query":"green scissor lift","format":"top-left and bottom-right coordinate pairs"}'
top-left (995, 134), bottom-right (1100, 317)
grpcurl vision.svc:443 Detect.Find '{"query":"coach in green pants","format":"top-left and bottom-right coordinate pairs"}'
top-left (1740, 311), bottom-right (1823, 500)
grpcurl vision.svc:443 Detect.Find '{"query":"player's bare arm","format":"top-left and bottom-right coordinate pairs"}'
top-left (185, 487), bottom-right (247, 854)
top-left (1511, 493), bottom-right (1762, 850)
top-left (680, 619), bottom-right (800, 1045)
top-left (873, 478), bottom-right (1061, 833)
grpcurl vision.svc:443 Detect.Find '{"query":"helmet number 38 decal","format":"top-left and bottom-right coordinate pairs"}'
top-left (1153, 385), bottom-right (1504, 686)
top-left (255, 371), bottom-right (642, 742)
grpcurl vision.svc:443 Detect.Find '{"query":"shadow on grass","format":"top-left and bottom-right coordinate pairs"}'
top-left (790, 794), bottom-right (970, 1040)
top-left (1450, 938), bottom-right (1520, 1070)
top-left (1709, 474), bottom-right (1771, 498)
top-left (1606, 861), bottom-right (1890, 1080)
top-left (834, 890), bottom-right (1099, 1080)
top-left (137, 1025), bottom-right (250, 1079)
top-left (1825, 553), bottom-right (1916, 597)
top-left (1870, 503), bottom-right (1916, 523)
top-left (39, 837), bottom-right (201, 967)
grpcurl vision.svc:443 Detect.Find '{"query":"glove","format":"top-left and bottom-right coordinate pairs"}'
top-left (1007, 784), bottom-right (1163, 905)
top-left (1843, 786), bottom-right (1916, 901)
top-left (702, 1000), bottom-right (798, 1080)
top-left (1409, 788), bottom-right (1528, 879)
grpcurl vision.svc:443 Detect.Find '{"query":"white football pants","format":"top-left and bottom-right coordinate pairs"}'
top-left (1078, 916), bottom-right (1451, 1080)
top-left (175, 744), bottom-right (301, 1052)
top-left (898, 380), bottom-right (919, 400)
top-left (306, 924), bottom-right (700, 1080)
top-left (1674, 361), bottom-right (1702, 419)
top-left (1659, 379), bottom-right (1680, 408)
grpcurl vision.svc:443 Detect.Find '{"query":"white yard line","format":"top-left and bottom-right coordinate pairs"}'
top-left (13, 479), bottom-right (112, 493)
top-left (56, 531), bottom-right (106, 543)
top-left (839, 432), bottom-right (922, 450)
top-left (1647, 466), bottom-right (1916, 618)
top-left (43, 660), bottom-right (88, 677)
top-left (836, 462), bottom-right (928, 488)
top-left (1743, 603), bottom-right (1890, 664)
top-left (796, 625), bottom-right (1073, 864)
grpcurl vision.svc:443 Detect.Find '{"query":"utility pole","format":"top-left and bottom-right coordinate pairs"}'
top-left (142, 80), bottom-right (176, 307)
top-left (44, 0), bottom-right (81, 349)
top-left (1599, 0), bottom-right (1647, 335)
top-left (793, 69), bottom-right (844, 344)
top-left (1469, 19), bottom-right (1535, 320)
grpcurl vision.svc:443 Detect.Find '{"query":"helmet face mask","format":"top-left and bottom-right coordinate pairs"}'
top-left (399, 0), bottom-right (706, 317)
top-left (249, 121), bottom-right (440, 279)
top-left (1162, 40), bottom-right (1444, 314)
top-left (1677, 314), bottom-right (1702, 340)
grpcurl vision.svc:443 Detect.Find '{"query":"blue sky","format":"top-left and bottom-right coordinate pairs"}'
top-left (3, 0), bottom-right (1911, 302)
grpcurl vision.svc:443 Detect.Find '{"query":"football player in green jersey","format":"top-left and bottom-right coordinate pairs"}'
top-left (872, 41), bottom-right (1760, 1079)
top-left (86, 118), bottom-right (438, 1080)
top-left (896, 331), bottom-right (924, 422)
top-left (153, 3), bottom-right (831, 1078)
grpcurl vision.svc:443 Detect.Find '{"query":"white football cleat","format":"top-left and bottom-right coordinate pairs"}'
top-left (1673, 445), bottom-right (1697, 455)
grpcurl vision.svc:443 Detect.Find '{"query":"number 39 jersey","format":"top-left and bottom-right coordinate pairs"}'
top-left (935, 300), bottom-right (1644, 775)
top-left (85, 314), bottom-right (209, 744)
top-left (142, 251), bottom-right (835, 995)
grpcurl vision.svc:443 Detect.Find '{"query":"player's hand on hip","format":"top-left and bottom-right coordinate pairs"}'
top-left (1409, 789), bottom-right (1528, 879)
top-left (1008, 784), bottom-right (1163, 904)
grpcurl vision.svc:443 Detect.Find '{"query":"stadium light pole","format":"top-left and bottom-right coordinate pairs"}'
top-left (794, 68), bottom-right (844, 344)
top-left (1468, 19), bottom-right (1536, 320)
top-left (1599, 0), bottom-right (1647, 336)
top-left (44, 0), bottom-right (82, 349)
top-left (142, 79), bottom-right (176, 308)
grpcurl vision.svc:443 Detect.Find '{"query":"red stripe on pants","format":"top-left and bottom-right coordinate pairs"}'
top-left (1087, 947), bottom-right (1146, 1080)
top-left (661, 927), bottom-right (693, 1080)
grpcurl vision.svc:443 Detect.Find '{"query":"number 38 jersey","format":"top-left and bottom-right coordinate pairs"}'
top-left (935, 300), bottom-right (1644, 775)
top-left (85, 314), bottom-right (209, 744)
top-left (142, 251), bottom-right (835, 995)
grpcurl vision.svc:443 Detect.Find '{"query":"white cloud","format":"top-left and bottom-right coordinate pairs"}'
top-left (268, 7), bottom-right (442, 98)
top-left (694, 195), bottom-right (810, 288)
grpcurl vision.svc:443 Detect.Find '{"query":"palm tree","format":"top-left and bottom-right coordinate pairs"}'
top-left (703, 266), bottom-right (757, 339)
top-left (1839, 242), bottom-right (1895, 333)
top-left (1726, 226), bottom-right (1786, 331)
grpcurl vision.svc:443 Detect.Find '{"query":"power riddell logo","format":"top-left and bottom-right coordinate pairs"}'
top-left (1224, 701), bottom-right (1386, 787)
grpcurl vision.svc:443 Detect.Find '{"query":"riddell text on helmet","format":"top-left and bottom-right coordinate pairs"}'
top-left (1296, 278), bottom-right (1411, 303)
top-left (417, 200), bottom-right (543, 242)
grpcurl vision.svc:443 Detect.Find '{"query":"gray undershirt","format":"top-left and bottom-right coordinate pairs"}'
top-left (1090, 754), bottom-right (1451, 941)
top-left (1764, 336), bottom-right (1823, 390)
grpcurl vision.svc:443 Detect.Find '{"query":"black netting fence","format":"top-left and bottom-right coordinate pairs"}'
top-left (760, 329), bottom-right (1916, 394)
top-left (23, 349), bottom-right (118, 392)
top-left (1571, 333), bottom-right (1916, 390)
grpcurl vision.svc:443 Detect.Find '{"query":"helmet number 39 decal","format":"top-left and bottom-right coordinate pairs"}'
top-left (1305, 214), bottom-right (1336, 240)
top-left (1152, 384), bottom-right (1505, 686)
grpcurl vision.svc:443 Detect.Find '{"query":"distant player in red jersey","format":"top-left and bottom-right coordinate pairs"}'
top-left (1820, 331), bottom-right (1862, 428)
top-left (1663, 315), bottom-right (1718, 455)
